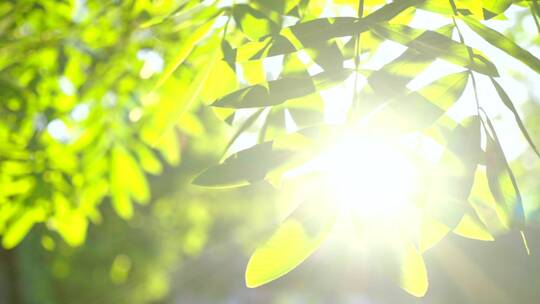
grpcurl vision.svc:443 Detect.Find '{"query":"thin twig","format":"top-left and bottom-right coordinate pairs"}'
top-left (350, 0), bottom-right (365, 121)
top-left (449, 2), bottom-right (481, 115)
top-left (530, 1), bottom-right (540, 34)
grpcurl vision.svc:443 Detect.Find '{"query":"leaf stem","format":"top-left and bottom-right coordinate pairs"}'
top-left (521, 230), bottom-right (531, 255)
top-left (350, 0), bottom-right (364, 121)
top-left (530, 1), bottom-right (540, 34)
top-left (222, 3), bottom-right (234, 42)
top-left (449, 6), bottom-right (481, 115)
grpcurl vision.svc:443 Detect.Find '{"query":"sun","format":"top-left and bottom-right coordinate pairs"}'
top-left (316, 133), bottom-right (421, 225)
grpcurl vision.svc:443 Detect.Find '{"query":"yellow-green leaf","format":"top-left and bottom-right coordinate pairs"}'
top-left (153, 18), bottom-right (217, 90)
top-left (454, 213), bottom-right (494, 241)
top-left (52, 192), bottom-right (88, 246)
top-left (245, 198), bottom-right (337, 288)
top-left (420, 217), bottom-right (450, 252)
top-left (401, 243), bottom-right (429, 297)
top-left (464, 16), bottom-right (540, 75)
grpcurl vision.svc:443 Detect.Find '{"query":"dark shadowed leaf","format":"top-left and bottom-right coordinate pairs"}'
top-left (222, 108), bottom-right (265, 157)
top-left (234, 0), bottom-right (424, 61)
top-left (233, 4), bottom-right (279, 41)
top-left (484, 116), bottom-right (525, 229)
top-left (370, 23), bottom-right (499, 76)
top-left (212, 69), bottom-right (352, 108)
top-left (424, 116), bottom-right (480, 228)
top-left (490, 78), bottom-right (540, 157)
top-left (192, 142), bottom-right (294, 188)
top-left (368, 72), bottom-right (469, 133)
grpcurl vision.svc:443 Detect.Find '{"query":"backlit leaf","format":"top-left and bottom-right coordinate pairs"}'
top-left (212, 69), bottom-right (352, 108)
top-left (245, 198), bottom-right (337, 288)
top-left (234, 0), bottom-right (424, 61)
top-left (454, 212), bottom-right (494, 241)
top-left (463, 16), bottom-right (540, 75)
top-left (368, 72), bottom-right (469, 133)
top-left (400, 243), bottom-right (428, 297)
top-left (370, 23), bottom-right (499, 76)
top-left (153, 18), bottom-right (217, 90)
top-left (490, 77), bottom-right (540, 157)
top-left (484, 117), bottom-right (525, 229)
top-left (192, 141), bottom-right (295, 188)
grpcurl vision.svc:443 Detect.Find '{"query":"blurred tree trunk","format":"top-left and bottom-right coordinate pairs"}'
top-left (9, 231), bottom-right (55, 304)
top-left (0, 247), bottom-right (21, 303)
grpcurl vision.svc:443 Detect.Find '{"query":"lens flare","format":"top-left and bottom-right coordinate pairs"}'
top-left (317, 134), bottom-right (420, 224)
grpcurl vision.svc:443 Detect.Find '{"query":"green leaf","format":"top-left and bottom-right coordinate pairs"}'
top-left (421, 0), bottom-right (512, 20)
top-left (453, 212), bottom-right (494, 241)
top-left (222, 108), bottom-right (265, 157)
top-left (155, 128), bottom-right (181, 166)
top-left (233, 4), bottom-right (279, 41)
top-left (3, 214), bottom-right (35, 249)
top-left (111, 192), bottom-right (133, 220)
top-left (2, 207), bottom-right (45, 249)
top-left (443, 116), bottom-right (483, 170)
top-left (221, 40), bottom-right (237, 72)
top-left (366, 49), bottom-right (436, 101)
top-left (480, 0), bottom-right (513, 19)
top-left (490, 78), bottom-right (540, 157)
top-left (144, 47), bottom-right (221, 144)
top-left (258, 108), bottom-right (287, 142)
top-left (113, 145), bottom-right (150, 204)
top-left (423, 116), bottom-right (481, 227)
top-left (468, 167), bottom-right (508, 235)
top-left (410, 71), bottom-right (470, 117)
top-left (245, 198), bottom-right (337, 288)
top-left (212, 69), bottom-right (352, 108)
top-left (234, 0), bottom-right (424, 61)
top-left (463, 16), bottom-right (540, 75)
top-left (200, 59), bottom-right (238, 104)
top-left (134, 143), bottom-right (163, 175)
top-left (213, 78), bottom-right (312, 108)
top-left (52, 192), bottom-right (88, 247)
top-left (241, 60), bottom-right (266, 85)
top-left (368, 72), bottom-right (469, 133)
top-left (420, 217), bottom-right (450, 253)
top-left (358, 23), bottom-right (456, 111)
top-left (192, 141), bottom-right (295, 188)
top-left (282, 93), bottom-right (325, 128)
top-left (307, 41), bottom-right (344, 72)
top-left (484, 116), bottom-right (525, 229)
top-left (370, 23), bottom-right (499, 76)
top-left (153, 18), bottom-right (217, 90)
top-left (193, 127), bottom-right (324, 188)
top-left (110, 144), bottom-right (150, 219)
top-left (400, 243), bottom-right (428, 297)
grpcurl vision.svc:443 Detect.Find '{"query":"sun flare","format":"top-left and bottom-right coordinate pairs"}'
top-left (318, 135), bottom-right (420, 223)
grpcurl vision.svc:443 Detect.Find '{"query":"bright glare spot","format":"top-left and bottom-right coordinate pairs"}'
top-left (47, 119), bottom-right (71, 143)
top-left (320, 74), bottom-right (356, 124)
top-left (71, 103), bottom-right (89, 121)
top-left (409, 9), bottom-right (450, 30)
top-left (263, 55), bottom-right (284, 81)
top-left (284, 109), bottom-right (298, 133)
top-left (318, 135), bottom-right (419, 223)
top-left (59, 76), bottom-right (76, 96)
top-left (361, 40), bottom-right (407, 71)
top-left (129, 107), bottom-right (143, 122)
top-left (137, 49), bottom-right (164, 79)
